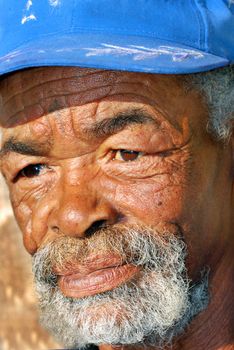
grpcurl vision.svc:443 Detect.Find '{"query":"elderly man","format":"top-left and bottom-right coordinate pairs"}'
top-left (0, 1), bottom-right (233, 350)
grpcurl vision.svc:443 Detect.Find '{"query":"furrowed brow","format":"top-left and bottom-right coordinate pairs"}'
top-left (0, 137), bottom-right (51, 159)
top-left (86, 109), bottom-right (159, 138)
top-left (0, 110), bottom-right (158, 159)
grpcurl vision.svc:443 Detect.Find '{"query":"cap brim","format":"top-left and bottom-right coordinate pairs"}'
top-left (0, 32), bottom-right (229, 76)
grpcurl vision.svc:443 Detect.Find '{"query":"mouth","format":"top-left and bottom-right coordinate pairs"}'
top-left (55, 254), bottom-right (140, 298)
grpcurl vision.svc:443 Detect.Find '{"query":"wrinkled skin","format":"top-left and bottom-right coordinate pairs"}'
top-left (0, 67), bottom-right (233, 350)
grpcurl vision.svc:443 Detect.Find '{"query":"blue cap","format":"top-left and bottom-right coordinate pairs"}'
top-left (0, 0), bottom-right (233, 75)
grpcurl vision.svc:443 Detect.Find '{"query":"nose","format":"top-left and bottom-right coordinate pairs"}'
top-left (48, 187), bottom-right (119, 239)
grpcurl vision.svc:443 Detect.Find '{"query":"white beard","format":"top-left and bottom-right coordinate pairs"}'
top-left (32, 225), bottom-right (209, 348)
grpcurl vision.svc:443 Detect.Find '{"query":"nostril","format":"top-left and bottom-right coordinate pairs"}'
top-left (51, 226), bottom-right (59, 234)
top-left (84, 220), bottom-right (107, 238)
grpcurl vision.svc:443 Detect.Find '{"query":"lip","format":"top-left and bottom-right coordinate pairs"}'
top-left (54, 254), bottom-right (126, 276)
top-left (56, 254), bottom-right (140, 298)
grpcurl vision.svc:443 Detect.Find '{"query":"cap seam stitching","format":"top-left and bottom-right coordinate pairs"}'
top-left (190, 0), bottom-right (206, 51)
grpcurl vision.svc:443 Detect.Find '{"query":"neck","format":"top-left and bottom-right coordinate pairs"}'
top-left (99, 247), bottom-right (234, 350)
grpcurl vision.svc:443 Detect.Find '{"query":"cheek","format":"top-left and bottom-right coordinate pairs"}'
top-left (10, 187), bottom-right (32, 231)
top-left (11, 199), bottom-right (36, 254)
top-left (100, 174), bottom-right (185, 225)
top-left (9, 181), bottom-right (53, 254)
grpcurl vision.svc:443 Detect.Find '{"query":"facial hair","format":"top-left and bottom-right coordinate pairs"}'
top-left (32, 224), bottom-right (209, 349)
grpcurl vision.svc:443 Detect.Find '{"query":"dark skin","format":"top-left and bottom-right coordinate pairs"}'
top-left (0, 67), bottom-right (233, 350)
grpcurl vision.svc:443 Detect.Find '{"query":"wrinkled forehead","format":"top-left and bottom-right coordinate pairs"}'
top-left (0, 67), bottom-right (120, 126)
top-left (0, 66), bottom-right (182, 92)
top-left (0, 66), bottom-right (148, 104)
top-left (0, 66), bottom-right (186, 128)
top-left (0, 66), bottom-right (206, 154)
top-left (0, 67), bottom-right (119, 100)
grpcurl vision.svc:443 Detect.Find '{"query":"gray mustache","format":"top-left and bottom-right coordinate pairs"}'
top-left (32, 224), bottom-right (185, 286)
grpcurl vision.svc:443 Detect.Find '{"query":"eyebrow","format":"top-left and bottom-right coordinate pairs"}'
top-left (0, 138), bottom-right (51, 160)
top-left (0, 109), bottom-right (158, 160)
top-left (85, 109), bottom-right (159, 138)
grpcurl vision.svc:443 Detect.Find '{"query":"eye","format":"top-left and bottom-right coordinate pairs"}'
top-left (17, 164), bottom-right (46, 179)
top-left (113, 150), bottom-right (145, 162)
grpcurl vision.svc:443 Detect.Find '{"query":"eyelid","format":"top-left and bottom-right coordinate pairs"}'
top-left (6, 155), bottom-right (47, 178)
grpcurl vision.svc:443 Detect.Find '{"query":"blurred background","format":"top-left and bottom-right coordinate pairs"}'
top-left (0, 175), bottom-right (60, 350)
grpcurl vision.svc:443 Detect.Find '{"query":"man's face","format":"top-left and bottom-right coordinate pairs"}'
top-left (0, 67), bottom-right (232, 348)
